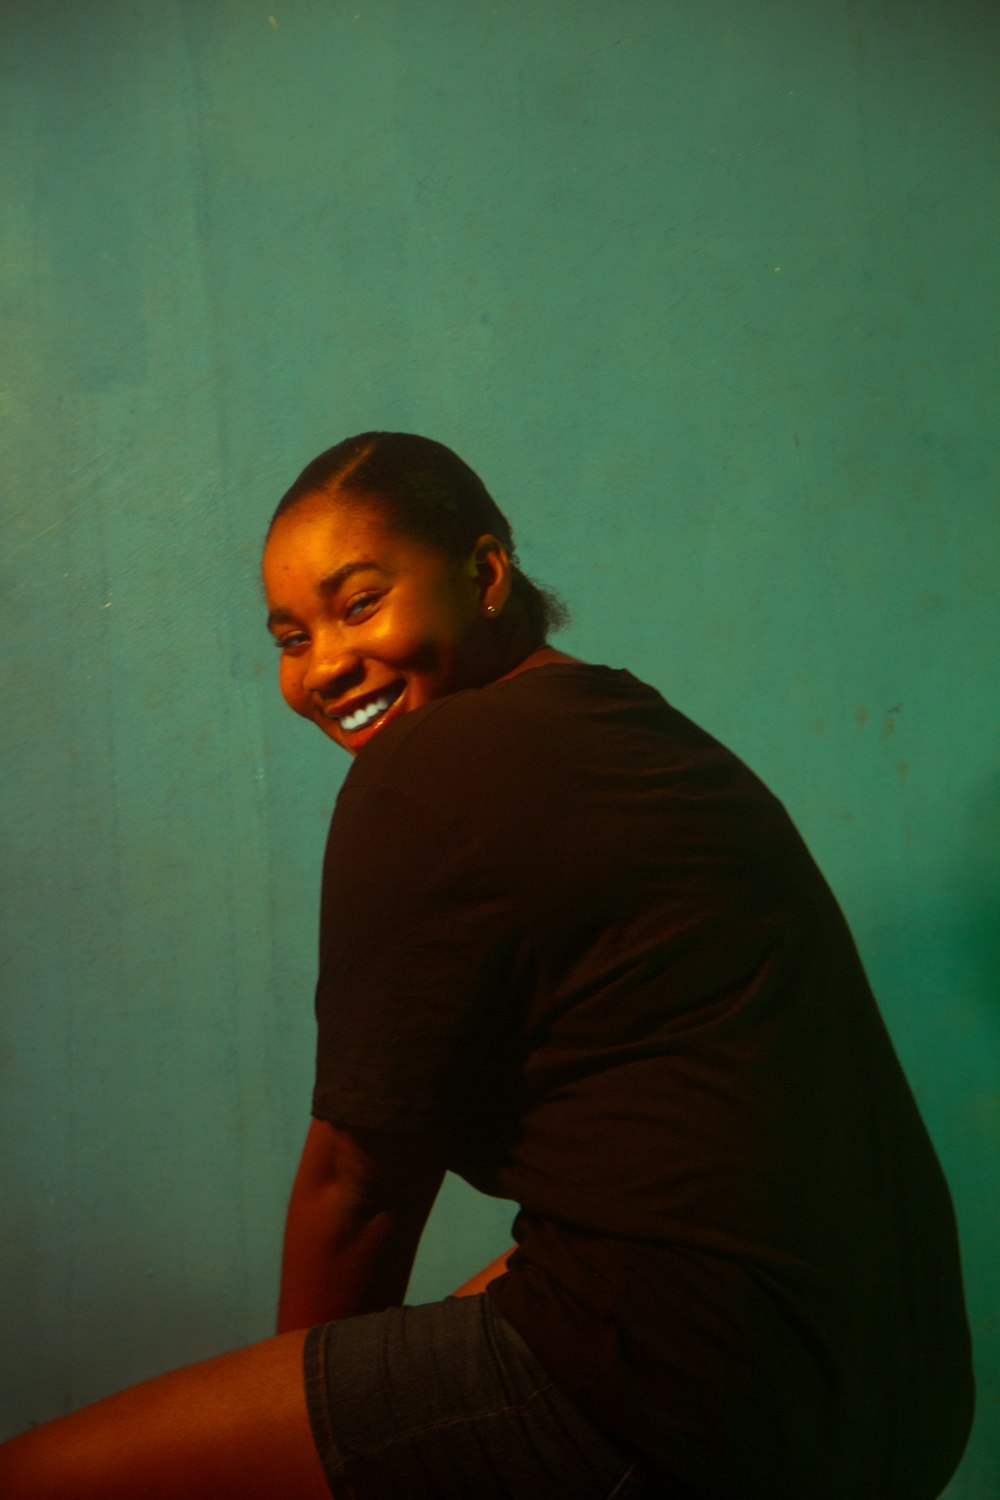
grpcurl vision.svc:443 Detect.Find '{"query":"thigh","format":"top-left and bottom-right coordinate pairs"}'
top-left (304, 1294), bottom-right (650, 1500)
top-left (0, 1330), bottom-right (332, 1500)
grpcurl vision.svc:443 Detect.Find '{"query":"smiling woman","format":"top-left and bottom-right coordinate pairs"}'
top-left (262, 433), bottom-right (569, 755)
top-left (0, 434), bottom-right (974, 1500)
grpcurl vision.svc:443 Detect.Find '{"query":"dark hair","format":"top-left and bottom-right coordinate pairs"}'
top-left (271, 432), bottom-right (567, 645)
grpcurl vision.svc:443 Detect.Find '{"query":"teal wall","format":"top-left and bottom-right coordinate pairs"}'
top-left (1, 1), bottom-right (997, 1490)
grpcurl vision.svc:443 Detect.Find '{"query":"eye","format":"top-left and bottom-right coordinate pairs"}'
top-left (344, 591), bottom-right (381, 622)
top-left (273, 631), bottom-right (309, 652)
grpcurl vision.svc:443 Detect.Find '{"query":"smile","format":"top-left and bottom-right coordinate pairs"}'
top-left (333, 683), bottom-right (405, 733)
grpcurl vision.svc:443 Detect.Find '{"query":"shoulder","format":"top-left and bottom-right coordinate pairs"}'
top-left (335, 663), bottom-right (770, 849)
top-left (342, 662), bottom-right (668, 797)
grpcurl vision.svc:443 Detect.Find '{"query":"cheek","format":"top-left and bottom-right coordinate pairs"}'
top-left (278, 658), bottom-right (312, 717)
top-left (384, 591), bottom-right (474, 669)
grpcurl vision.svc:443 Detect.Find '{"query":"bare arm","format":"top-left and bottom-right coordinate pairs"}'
top-left (452, 1248), bottom-right (515, 1297)
top-left (277, 1117), bottom-right (444, 1333)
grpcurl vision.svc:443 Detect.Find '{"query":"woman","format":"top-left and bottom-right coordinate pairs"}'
top-left (0, 433), bottom-right (973, 1499)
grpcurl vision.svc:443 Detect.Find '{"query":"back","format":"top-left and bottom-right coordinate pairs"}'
top-left (316, 663), bottom-right (974, 1499)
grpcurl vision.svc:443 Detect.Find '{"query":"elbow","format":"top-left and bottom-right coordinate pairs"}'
top-left (297, 1116), bottom-right (443, 1219)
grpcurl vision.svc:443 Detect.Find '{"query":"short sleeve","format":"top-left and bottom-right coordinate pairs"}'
top-left (311, 779), bottom-right (523, 1166)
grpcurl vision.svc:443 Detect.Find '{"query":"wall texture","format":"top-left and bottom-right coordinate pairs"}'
top-left (1, 1), bottom-right (997, 1491)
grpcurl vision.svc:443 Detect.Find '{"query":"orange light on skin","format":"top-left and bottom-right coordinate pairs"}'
top-left (263, 494), bottom-right (512, 756)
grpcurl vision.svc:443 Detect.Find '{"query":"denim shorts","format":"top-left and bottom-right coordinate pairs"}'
top-left (303, 1293), bottom-right (658, 1499)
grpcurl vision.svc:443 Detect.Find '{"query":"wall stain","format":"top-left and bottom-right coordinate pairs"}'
top-left (881, 703), bottom-right (902, 740)
top-left (855, 706), bottom-right (868, 729)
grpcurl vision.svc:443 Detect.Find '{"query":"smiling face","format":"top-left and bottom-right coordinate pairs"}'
top-left (263, 493), bottom-right (510, 754)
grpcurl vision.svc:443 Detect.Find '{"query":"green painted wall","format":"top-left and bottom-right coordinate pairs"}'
top-left (2, 1), bottom-right (997, 1490)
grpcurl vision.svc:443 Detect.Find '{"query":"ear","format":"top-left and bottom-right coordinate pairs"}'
top-left (468, 534), bottom-right (512, 615)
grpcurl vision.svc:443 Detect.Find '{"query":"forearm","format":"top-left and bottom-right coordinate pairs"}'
top-left (277, 1118), bottom-right (442, 1334)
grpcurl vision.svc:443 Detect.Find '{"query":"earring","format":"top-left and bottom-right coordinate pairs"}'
top-left (485, 604), bottom-right (498, 617)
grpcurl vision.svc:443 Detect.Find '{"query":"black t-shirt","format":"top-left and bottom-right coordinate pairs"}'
top-left (312, 663), bottom-right (973, 1500)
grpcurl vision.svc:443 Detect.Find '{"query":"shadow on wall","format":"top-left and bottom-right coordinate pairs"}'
top-left (959, 775), bottom-right (1000, 997)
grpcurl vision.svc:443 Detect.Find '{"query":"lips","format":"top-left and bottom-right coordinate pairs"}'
top-left (325, 681), bottom-right (406, 740)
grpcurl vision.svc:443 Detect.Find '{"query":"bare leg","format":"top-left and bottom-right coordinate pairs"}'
top-left (0, 1330), bottom-right (333, 1500)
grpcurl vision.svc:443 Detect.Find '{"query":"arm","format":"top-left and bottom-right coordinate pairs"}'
top-left (452, 1247), bottom-right (515, 1297)
top-left (277, 1116), bottom-right (444, 1333)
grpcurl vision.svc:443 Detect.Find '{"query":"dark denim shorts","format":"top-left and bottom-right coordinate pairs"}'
top-left (303, 1293), bottom-right (657, 1499)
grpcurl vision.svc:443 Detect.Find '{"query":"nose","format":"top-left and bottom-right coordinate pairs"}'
top-left (301, 635), bottom-right (364, 698)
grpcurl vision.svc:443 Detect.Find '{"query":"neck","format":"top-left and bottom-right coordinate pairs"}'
top-left (498, 644), bottom-right (578, 683)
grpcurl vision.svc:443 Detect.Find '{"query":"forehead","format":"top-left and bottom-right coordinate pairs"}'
top-left (262, 494), bottom-right (446, 605)
top-left (268, 491), bottom-right (386, 549)
top-left (264, 496), bottom-right (388, 576)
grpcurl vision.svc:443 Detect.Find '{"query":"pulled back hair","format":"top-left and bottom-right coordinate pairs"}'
top-left (271, 432), bottom-right (567, 646)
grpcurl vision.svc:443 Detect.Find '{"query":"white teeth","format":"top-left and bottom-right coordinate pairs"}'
top-left (339, 693), bottom-right (393, 733)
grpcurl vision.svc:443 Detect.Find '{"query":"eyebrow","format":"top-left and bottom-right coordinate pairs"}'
top-left (265, 560), bottom-right (382, 631)
top-left (318, 560), bottom-right (381, 599)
